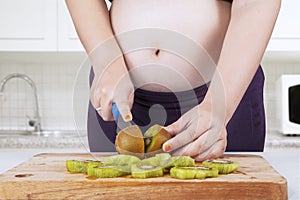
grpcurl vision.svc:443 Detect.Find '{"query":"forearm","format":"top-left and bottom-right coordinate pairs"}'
top-left (65, 0), bottom-right (126, 74)
top-left (202, 0), bottom-right (281, 124)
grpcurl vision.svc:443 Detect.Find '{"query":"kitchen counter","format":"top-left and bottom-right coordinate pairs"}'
top-left (0, 131), bottom-right (89, 149)
top-left (1, 130), bottom-right (300, 151)
top-left (265, 130), bottom-right (300, 150)
top-left (0, 150), bottom-right (299, 200)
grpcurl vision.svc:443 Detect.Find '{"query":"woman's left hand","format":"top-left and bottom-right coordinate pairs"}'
top-left (163, 104), bottom-right (227, 161)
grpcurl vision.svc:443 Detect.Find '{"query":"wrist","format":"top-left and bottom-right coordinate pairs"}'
top-left (199, 91), bottom-right (228, 126)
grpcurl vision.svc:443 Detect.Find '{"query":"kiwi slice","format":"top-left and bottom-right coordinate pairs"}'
top-left (202, 159), bottom-right (240, 174)
top-left (131, 163), bottom-right (164, 179)
top-left (170, 167), bottom-right (207, 179)
top-left (87, 165), bottom-right (130, 178)
top-left (163, 156), bottom-right (195, 169)
top-left (144, 124), bottom-right (171, 156)
top-left (155, 153), bottom-right (171, 161)
top-left (103, 155), bottom-right (141, 166)
top-left (66, 160), bottom-right (102, 173)
top-left (115, 125), bottom-right (145, 159)
top-left (193, 166), bottom-right (219, 178)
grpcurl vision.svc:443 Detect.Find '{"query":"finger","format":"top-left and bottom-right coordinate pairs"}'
top-left (90, 75), bottom-right (102, 109)
top-left (193, 139), bottom-right (227, 162)
top-left (116, 99), bottom-right (132, 122)
top-left (162, 127), bottom-right (197, 152)
top-left (100, 97), bottom-right (114, 121)
top-left (171, 129), bottom-right (218, 157)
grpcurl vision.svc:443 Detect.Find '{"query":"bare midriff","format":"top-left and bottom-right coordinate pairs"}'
top-left (110, 0), bottom-right (231, 92)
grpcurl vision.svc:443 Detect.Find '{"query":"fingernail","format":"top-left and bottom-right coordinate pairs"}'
top-left (163, 143), bottom-right (171, 152)
top-left (124, 114), bottom-right (132, 122)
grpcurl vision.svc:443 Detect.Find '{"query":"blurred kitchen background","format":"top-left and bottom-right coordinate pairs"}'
top-left (0, 0), bottom-right (300, 152)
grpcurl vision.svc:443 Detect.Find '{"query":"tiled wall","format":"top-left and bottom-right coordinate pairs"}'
top-left (0, 52), bottom-right (89, 132)
top-left (0, 52), bottom-right (299, 133)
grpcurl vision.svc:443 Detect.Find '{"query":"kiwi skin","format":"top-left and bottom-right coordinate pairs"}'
top-left (115, 125), bottom-right (145, 159)
top-left (144, 124), bottom-right (171, 157)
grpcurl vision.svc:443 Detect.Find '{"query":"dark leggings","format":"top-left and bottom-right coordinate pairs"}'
top-left (87, 66), bottom-right (266, 152)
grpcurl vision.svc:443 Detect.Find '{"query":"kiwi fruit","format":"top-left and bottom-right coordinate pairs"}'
top-left (66, 160), bottom-right (102, 173)
top-left (131, 163), bottom-right (164, 179)
top-left (139, 156), bottom-right (160, 166)
top-left (202, 159), bottom-right (240, 174)
top-left (193, 166), bottom-right (219, 178)
top-left (103, 155), bottom-right (141, 166)
top-left (144, 124), bottom-right (171, 156)
top-left (115, 125), bottom-right (145, 159)
top-left (170, 167), bottom-right (207, 179)
top-left (87, 165), bottom-right (130, 178)
top-left (115, 124), bottom-right (172, 158)
top-left (163, 156), bottom-right (195, 169)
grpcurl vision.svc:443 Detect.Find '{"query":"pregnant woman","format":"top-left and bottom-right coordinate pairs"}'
top-left (66, 0), bottom-right (281, 161)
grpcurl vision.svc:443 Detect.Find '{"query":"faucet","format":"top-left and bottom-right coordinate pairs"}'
top-left (0, 73), bottom-right (42, 133)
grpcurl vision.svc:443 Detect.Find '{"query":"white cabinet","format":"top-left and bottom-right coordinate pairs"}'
top-left (0, 0), bottom-right (57, 51)
top-left (0, 0), bottom-right (297, 52)
top-left (267, 0), bottom-right (300, 51)
top-left (0, 0), bottom-right (84, 52)
top-left (57, 0), bottom-right (84, 51)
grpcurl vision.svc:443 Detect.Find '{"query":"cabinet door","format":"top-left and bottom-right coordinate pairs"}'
top-left (57, 0), bottom-right (84, 52)
top-left (267, 0), bottom-right (300, 51)
top-left (57, 0), bottom-right (111, 52)
top-left (0, 0), bottom-right (57, 51)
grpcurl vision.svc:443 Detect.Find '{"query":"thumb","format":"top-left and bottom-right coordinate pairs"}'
top-left (163, 118), bottom-right (187, 152)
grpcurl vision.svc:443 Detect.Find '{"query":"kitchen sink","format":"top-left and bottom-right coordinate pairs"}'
top-left (0, 130), bottom-right (86, 137)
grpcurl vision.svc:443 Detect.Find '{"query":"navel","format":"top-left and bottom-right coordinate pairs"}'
top-left (155, 49), bottom-right (160, 56)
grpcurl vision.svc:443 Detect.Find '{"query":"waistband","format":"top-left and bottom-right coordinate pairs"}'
top-left (134, 83), bottom-right (209, 109)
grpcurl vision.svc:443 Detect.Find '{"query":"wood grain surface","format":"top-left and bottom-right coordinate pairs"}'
top-left (0, 153), bottom-right (287, 200)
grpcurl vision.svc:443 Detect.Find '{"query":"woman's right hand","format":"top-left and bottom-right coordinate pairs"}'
top-left (90, 57), bottom-right (135, 122)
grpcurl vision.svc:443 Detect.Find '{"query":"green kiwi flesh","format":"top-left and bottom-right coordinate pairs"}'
top-left (163, 156), bottom-right (195, 169)
top-left (202, 159), bottom-right (240, 174)
top-left (103, 155), bottom-right (141, 166)
top-left (131, 163), bottom-right (164, 179)
top-left (144, 124), bottom-right (171, 156)
top-left (87, 165), bottom-right (130, 178)
top-left (170, 167), bottom-right (207, 179)
top-left (66, 160), bottom-right (102, 173)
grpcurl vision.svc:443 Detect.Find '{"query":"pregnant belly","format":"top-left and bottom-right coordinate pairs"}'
top-left (110, 0), bottom-right (231, 92)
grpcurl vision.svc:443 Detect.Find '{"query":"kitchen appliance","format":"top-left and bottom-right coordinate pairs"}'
top-left (277, 74), bottom-right (300, 135)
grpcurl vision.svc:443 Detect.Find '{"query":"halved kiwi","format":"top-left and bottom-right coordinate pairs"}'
top-left (144, 124), bottom-right (171, 157)
top-left (202, 159), bottom-right (240, 174)
top-left (115, 124), bottom-right (171, 158)
top-left (115, 125), bottom-right (145, 159)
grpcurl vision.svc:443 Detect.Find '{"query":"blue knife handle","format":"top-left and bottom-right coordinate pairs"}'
top-left (112, 103), bottom-right (120, 120)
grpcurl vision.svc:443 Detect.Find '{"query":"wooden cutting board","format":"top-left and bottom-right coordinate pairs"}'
top-left (0, 153), bottom-right (287, 200)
